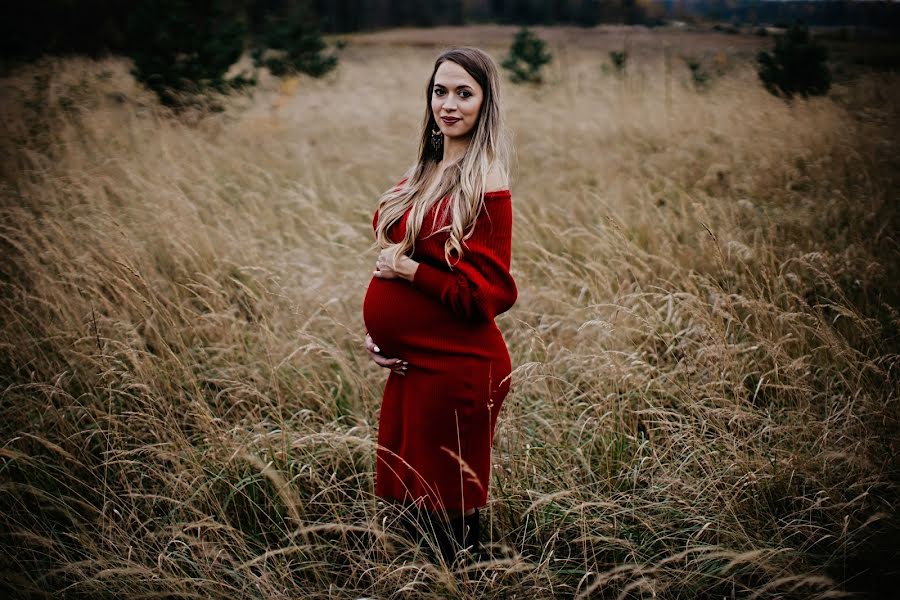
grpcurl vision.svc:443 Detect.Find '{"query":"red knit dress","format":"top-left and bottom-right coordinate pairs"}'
top-left (363, 178), bottom-right (517, 511)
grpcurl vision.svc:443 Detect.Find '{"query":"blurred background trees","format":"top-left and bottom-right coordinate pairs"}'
top-left (757, 23), bottom-right (831, 99)
top-left (4, 1), bottom-right (898, 64)
top-left (0, 0), bottom-right (895, 105)
top-left (125, 0), bottom-right (253, 108)
top-left (501, 26), bottom-right (552, 84)
top-left (249, 1), bottom-right (339, 77)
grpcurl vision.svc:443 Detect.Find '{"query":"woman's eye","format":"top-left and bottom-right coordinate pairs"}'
top-left (434, 89), bottom-right (471, 98)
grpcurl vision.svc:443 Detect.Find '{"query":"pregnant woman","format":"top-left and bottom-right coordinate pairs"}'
top-left (362, 47), bottom-right (517, 565)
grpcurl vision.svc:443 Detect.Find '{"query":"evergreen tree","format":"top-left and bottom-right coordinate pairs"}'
top-left (250, 2), bottom-right (340, 77)
top-left (757, 23), bottom-right (831, 99)
top-left (609, 50), bottom-right (627, 74)
top-left (125, 0), bottom-right (252, 109)
top-left (501, 26), bottom-right (552, 84)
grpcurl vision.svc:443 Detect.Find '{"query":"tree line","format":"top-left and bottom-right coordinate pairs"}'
top-left (4, 1), bottom-right (898, 65)
top-left (680, 0), bottom-right (900, 30)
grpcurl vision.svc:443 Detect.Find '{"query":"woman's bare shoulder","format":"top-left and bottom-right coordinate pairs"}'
top-left (484, 163), bottom-right (509, 194)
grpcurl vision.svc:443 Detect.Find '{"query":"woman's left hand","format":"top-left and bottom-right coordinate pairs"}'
top-left (374, 247), bottom-right (418, 281)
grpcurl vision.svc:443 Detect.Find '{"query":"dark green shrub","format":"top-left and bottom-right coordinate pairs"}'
top-left (757, 23), bottom-right (831, 99)
top-left (501, 26), bottom-right (552, 84)
top-left (250, 3), bottom-right (339, 78)
top-left (682, 52), bottom-right (730, 91)
top-left (125, 0), bottom-right (253, 109)
top-left (686, 58), bottom-right (710, 89)
top-left (609, 50), bottom-right (628, 74)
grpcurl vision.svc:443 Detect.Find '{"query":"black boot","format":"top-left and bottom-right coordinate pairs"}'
top-left (397, 507), bottom-right (417, 541)
top-left (396, 502), bottom-right (428, 552)
top-left (462, 507), bottom-right (482, 562)
top-left (430, 508), bottom-right (482, 566)
top-left (426, 511), bottom-right (457, 565)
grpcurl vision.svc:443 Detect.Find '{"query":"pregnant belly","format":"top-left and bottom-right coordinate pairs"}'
top-left (362, 276), bottom-right (501, 360)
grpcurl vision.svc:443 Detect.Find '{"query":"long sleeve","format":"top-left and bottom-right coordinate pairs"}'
top-left (411, 194), bottom-right (517, 322)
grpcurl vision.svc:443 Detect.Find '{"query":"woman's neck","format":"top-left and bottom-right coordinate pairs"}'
top-left (441, 134), bottom-right (470, 164)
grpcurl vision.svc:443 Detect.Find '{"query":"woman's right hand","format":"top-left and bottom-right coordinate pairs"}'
top-left (365, 333), bottom-right (408, 376)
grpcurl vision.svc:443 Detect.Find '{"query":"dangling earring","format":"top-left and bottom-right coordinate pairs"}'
top-left (430, 127), bottom-right (443, 153)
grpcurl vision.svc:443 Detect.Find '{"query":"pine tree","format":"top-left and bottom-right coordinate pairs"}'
top-left (250, 2), bottom-right (340, 78)
top-left (757, 23), bottom-right (831, 99)
top-left (125, 0), bottom-right (252, 109)
top-left (501, 26), bottom-right (552, 84)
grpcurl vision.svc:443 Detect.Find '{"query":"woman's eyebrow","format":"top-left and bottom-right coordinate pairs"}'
top-left (433, 83), bottom-right (473, 89)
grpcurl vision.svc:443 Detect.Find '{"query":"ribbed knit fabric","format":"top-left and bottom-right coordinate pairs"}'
top-left (363, 178), bottom-right (517, 511)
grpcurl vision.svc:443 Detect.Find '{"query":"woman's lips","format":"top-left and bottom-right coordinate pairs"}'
top-left (441, 117), bottom-right (460, 124)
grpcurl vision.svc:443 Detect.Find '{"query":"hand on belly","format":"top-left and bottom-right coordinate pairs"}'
top-left (364, 332), bottom-right (408, 375)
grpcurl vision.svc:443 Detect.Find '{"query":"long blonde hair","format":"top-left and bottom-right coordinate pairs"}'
top-left (373, 47), bottom-right (513, 268)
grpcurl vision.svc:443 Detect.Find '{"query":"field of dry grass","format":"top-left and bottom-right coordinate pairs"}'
top-left (1, 25), bottom-right (898, 599)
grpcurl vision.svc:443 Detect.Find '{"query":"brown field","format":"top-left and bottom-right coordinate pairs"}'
top-left (344, 23), bottom-right (768, 50)
top-left (1, 24), bottom-right (898, 599)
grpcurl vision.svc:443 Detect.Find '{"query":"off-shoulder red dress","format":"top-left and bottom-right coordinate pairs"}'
top-left (363, 179), bottom-right (517, 511)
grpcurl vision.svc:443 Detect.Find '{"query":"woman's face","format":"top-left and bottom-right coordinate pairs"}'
top-left (431, 60), bottom-right (483, 141)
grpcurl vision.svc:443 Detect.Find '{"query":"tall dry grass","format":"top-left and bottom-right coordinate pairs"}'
top-left (1, 30), bottom-right (898, 599)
